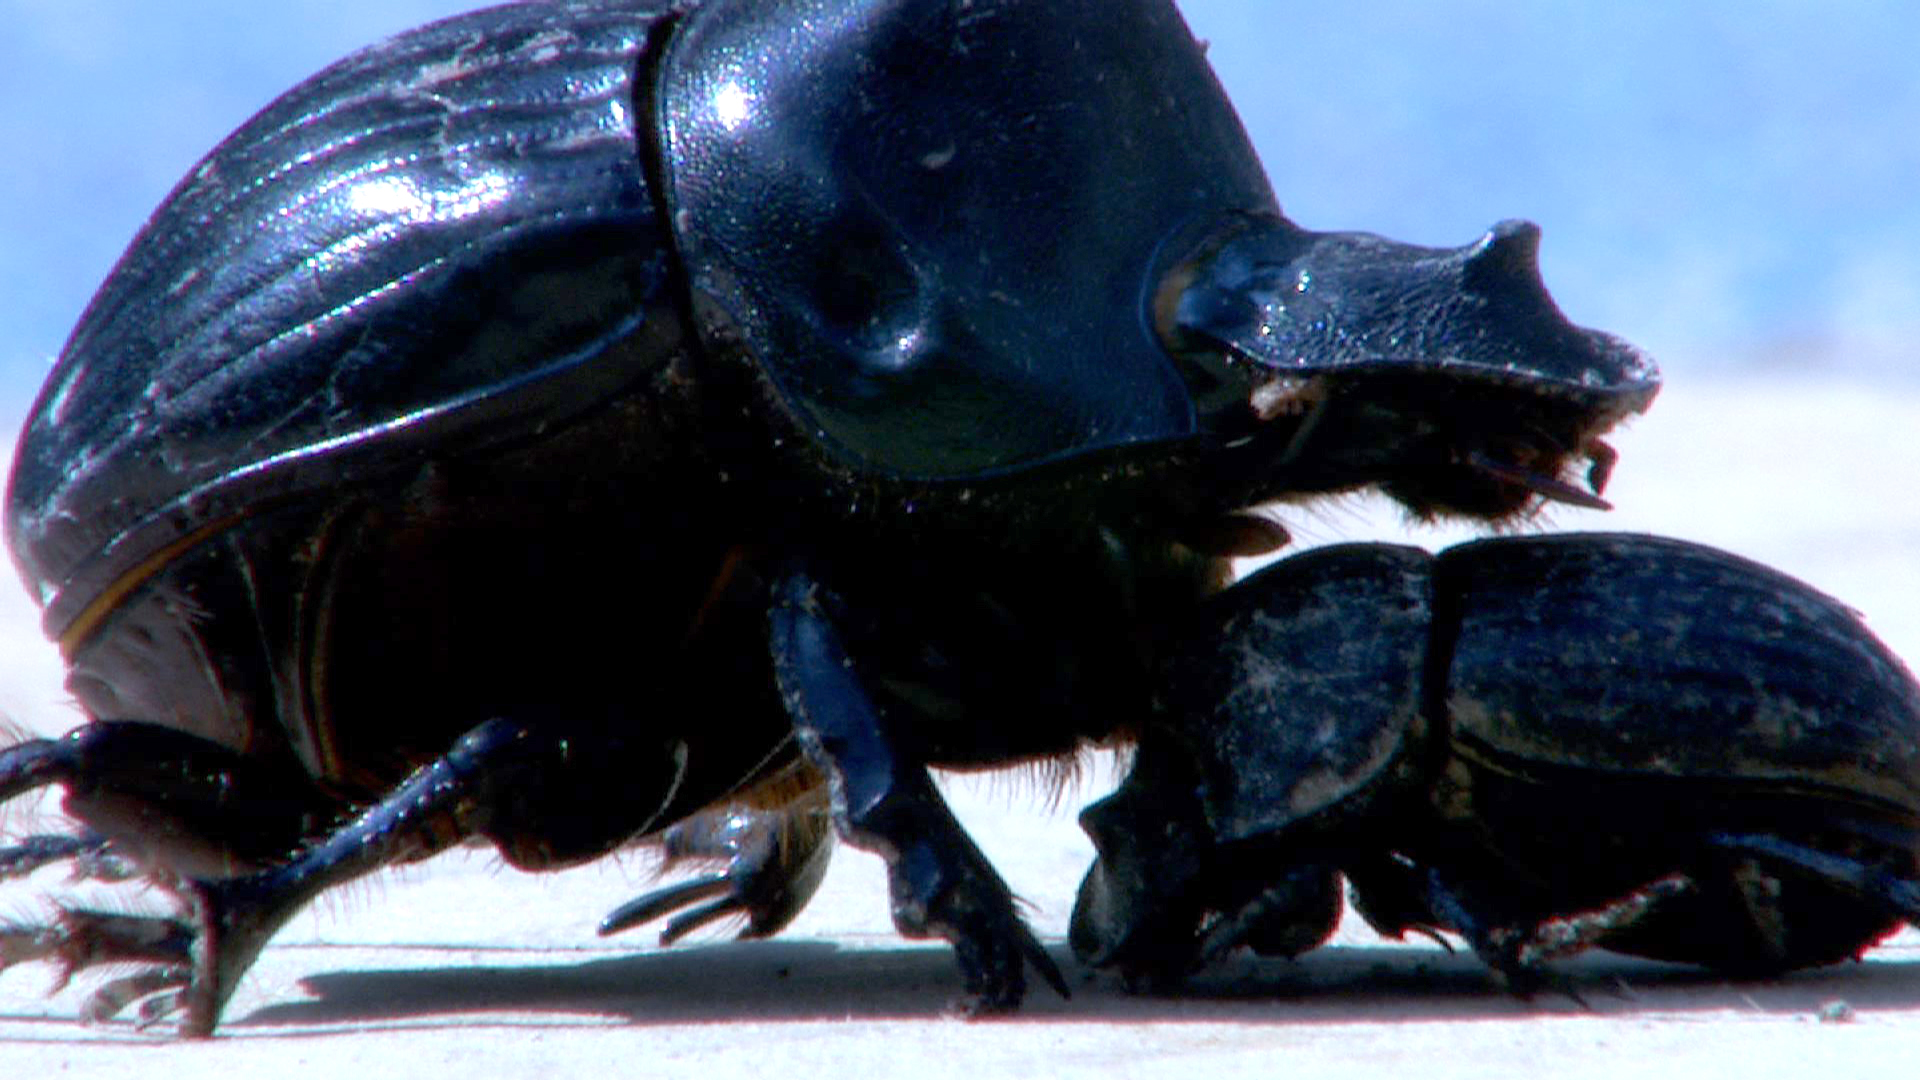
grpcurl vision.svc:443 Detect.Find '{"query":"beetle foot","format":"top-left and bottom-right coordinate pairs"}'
top-left (0, 904), bottom-right (196, 1021)
top-left (19, 871), bottom-right (319, 1035)
top-left (0, 831), bottom-right (138, 881)
top-left (767, 567), bottom-right (1067, 1011)
top-left (163, 864), bottom-right (329, 1036)
top-left (1197, 864), bottom-right (1344, 966)
top-left (83, 965), bottom-right (193, 1027)
top-left (886, 824), bottom-right (1069, 1015)
top-left (1085, 863), bottom-right (1342, 992)
top-left (600, 796), bottom-right (835, 943)
top-left (1405, 866), bottom-right (1555, 997)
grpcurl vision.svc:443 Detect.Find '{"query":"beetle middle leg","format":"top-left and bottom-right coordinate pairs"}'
top-left (768, 565), bottom-right (1069, 1014)
top-left (1349, 849), bottom-right (1693, 997)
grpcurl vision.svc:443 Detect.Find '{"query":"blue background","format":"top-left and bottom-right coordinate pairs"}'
top-left (3, 1), bottom-right (1916, 424)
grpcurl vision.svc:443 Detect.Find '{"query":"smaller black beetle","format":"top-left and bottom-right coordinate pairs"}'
top-left (1074, 533), bottom-right (1920, 991)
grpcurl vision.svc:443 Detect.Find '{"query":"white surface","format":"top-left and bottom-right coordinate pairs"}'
top-left (1, 376), bottom-right (1918, 1074)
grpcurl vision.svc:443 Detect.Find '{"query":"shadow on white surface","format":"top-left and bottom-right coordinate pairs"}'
top-left (194, 932), bottom-right (1920, 1034)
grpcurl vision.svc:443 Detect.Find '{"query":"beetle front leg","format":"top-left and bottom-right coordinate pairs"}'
top-left (1074, 733), bottom-right (1344, 988)
top-left (769, 568), bottom-right (1068, 1013)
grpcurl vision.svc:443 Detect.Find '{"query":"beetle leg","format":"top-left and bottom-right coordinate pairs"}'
top-left (81, 714), bottom-right (681, 1035)
top-left (1708, 832), bottom-right (1920, 926)
top-left (1072, 730), bottom-right (1221, 987)
top-left (769, 568), bottom-right (1068, 1014)
top-left (1, 906), bottom-right (195, 993)
top-left (1075, 729), bottom-right (1344, 987)
top-left (1500, 875), bottom-right (1693, 970)
top-left (1404, 862), bottom-right (1693, 999)
top-left (1196, 864), bottom-right (1343, 965)
top-left (172, 733), bottom-right (526, 1035)
top-left (599, 788), bottom-right (835, 943)
top-left (1370, 861), bottom-right (1576, 998)
top-left (0, 831), bottom-right (135, 882)
top-left (1387, 865), bottom-right (1533, 988)
top-left (0, 722), bottom-right (337, 880)
top-left (1344, 852), bottom-right (1451, 947)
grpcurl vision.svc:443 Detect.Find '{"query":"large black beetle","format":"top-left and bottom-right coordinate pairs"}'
top-left (0, 0), bottom-right (1652, 1033)
top-left (1075, 534), bottom-right (1920, 991)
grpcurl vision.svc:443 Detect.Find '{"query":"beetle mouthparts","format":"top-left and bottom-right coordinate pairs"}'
top-left (1466, 451), bottom-right (1613, 511)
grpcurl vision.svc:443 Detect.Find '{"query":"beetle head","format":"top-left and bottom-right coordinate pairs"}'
top-left (661, 0), bottom-right (1655, 519)
top-left (1161, 215), bottom-right (1659, 521)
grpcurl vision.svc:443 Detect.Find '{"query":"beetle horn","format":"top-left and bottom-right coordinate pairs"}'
top-left (1161, 214), bottom-right (1659, 416)
top-left (1156, 213), bottom-right (1658, 519)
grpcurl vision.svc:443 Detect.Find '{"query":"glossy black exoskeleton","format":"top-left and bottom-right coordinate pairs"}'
top-left (1075, 534), bottom-right (1920, 992)
top-left (0, 0), bottom-right (1652, 1033)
